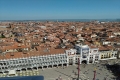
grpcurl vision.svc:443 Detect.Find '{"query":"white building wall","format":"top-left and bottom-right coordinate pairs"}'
top-left (89, 48), bottom-right (99, 64)
top-left (0, 48), bottom-right (118, 73)
top-left (66, 49), bottom-right (76, 65)
top-left (99, 51), bottom-right (118, 60)
top-left (0, 52), bottom-right (68, 72)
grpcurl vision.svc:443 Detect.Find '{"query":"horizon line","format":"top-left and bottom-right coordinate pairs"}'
top-left (0, 18), bottom-right (120, 21)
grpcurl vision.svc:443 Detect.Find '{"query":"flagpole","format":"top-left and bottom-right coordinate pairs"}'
top-left (77, 58), bottom-right (80, 80)
top-left (93, 68), bottom-right (96, 80)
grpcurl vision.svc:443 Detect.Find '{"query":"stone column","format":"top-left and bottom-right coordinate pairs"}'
top-left (52, 65), bottom-right (53, 68)
top-left (80, 57), bottom-right (82, 64)
top-left (92, 55), bottom-right (95, 64)
top-left (67, 63), bottom-right (69, 67)
top-left (87, 57), bottom-right (89, 64)
top-left (73, 57), bottom-right (76, 65)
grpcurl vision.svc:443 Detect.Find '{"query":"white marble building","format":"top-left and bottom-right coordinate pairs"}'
top-left (0, 45), bottom-right (118, 73)
top-left (75, 44), bottom-right (99, 64)
top-left (0, 52), bottom-right (68, 73)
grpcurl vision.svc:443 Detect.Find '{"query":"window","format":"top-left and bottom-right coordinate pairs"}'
top-left (95, 56), bottom-right (98, 58)
top-left (112, 54), bottom-right (114, 57)
top-left (10, 61), bottom-right (13, 64)
top-left (3, 63), bottom-right (6, 65)
top-left (95, 59), bottom-right (98, 61)
top-left (104, 55), bottom-right (106, 58)
top-left (22, 60), bottom-right (24, 63)
top-left (101, 55), bottom-right (103, 59)
top-left (114, 54), bottom-right (117, 57)
top-left (19, 61), bottom-right (21, 63)
top-left (13, 61), bottom-right (15, 64)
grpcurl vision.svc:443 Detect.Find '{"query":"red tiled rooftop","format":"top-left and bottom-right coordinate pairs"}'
top-left (0, 48), bottom-right (66, 60)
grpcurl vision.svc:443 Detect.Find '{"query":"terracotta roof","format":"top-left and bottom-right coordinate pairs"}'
top-left (0, 48), bottom-right (66, 60)
top-left (98, 45), bottom-right (114, 51)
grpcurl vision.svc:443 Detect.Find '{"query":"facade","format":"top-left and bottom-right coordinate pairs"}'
top-left (0, 52), bottom-right (68, 73)
top-left (99, 50), bottom-right (118, 60)
top-left (89, 48), bottom-right (99, 63)
top-left (75, 44), bottom-right (118, 64)
top-left (75, 44), bottom-right (99, 64)
top-left (65, 49), bottom-right (76, 65)
top-left (0, 44), bottom-right (118, 73)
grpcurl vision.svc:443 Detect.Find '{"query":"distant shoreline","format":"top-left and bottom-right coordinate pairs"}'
top-left (0, 19), bottom-right (120, 22)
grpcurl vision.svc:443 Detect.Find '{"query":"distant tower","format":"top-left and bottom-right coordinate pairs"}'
top-left (76, 28), bottom-right (78, 32)
top-left (9, 23), bottom-right (15, 30)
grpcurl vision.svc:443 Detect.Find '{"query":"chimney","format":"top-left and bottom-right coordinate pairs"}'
top-left (47, 48), bottom-right (50, 52)
top-left (10, 52), bottom-right (14, 56)
top-left (18, 44), bottom-right (21, 47)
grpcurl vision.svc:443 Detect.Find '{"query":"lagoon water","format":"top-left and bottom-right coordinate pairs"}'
top-left (0, 19), bottom-right (120, 22)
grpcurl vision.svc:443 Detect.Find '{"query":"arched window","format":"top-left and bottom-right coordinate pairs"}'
top-left (114, 53), bottom-right (117, 57)
top-left (104, 54), bottom-right (106, 58)
top-left (101, 55), bottom-right (103, 59)
top-left (112, 54), bottom-right (114, 57)
top-left (107, 53), bottom-right (109, 58)
top-left (109, 54), bottom-right (111, 58)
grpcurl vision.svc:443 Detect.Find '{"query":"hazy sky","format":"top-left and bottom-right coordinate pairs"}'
top-left (0, 0), bottom-right (120, 20)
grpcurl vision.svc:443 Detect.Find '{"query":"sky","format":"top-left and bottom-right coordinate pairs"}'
top-left (0, 0), bottom-right (120, 20)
